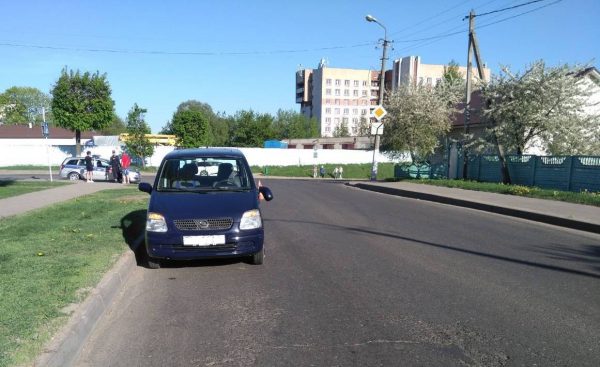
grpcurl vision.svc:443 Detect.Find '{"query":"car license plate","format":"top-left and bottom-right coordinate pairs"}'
top-left (183, 235), bottom-right (226, 247)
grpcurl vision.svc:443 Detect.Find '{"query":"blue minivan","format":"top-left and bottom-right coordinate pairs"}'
top-left (138, 148), bottom-right (273, 268)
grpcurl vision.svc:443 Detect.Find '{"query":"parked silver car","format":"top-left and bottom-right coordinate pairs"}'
top-left (59, 156), bottom-right (141, 182)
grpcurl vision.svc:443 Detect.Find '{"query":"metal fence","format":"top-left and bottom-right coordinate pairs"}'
top-left (456, 155), bottom-right (600, 192)
top-left (395, 154), bottom-right (600, 192)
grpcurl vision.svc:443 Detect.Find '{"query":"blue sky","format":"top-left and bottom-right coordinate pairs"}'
top-left (1, 0), bottom-right (598, 133)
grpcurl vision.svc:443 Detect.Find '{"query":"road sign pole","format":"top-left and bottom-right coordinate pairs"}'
top-left (41, 108), bottom-right (53, 182)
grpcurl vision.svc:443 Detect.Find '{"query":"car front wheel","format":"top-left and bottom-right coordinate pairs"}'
top-left (68, 172), bottom-right (80, 181)
top-left (250, 249), bottom-right (264, 265)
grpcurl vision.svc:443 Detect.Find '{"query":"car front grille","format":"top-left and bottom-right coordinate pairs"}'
top-left (173, 218), bottom-right (233, 231)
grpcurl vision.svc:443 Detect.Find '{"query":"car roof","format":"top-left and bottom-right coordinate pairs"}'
top-left (163, 148), bottom-right (246, 160)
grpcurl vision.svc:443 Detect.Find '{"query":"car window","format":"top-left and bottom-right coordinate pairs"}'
top-left (157, 157), bottom-right (251, 191)
top-left (66, 159), bottom-right (79, 165)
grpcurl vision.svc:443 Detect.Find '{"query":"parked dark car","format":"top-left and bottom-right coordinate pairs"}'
top-left (138, 148), bottom-right (273, 268)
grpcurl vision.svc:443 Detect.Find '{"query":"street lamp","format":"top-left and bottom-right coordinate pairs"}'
top-left (366, 14), bottom-right (390, 181)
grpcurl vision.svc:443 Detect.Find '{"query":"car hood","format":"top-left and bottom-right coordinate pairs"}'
top-left (148, 190), bottom-right (258, 221)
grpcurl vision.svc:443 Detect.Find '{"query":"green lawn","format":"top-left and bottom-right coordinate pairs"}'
top-left (397, 178), bottom-right (600, 207)
top-left (0, 181), bottom-right (72, 200)
top-left (0, 188), bottom-right (148, 367)
top-left (0, 165), bottom-right (61, 171)
top-left (252, 162), bottom-right (396, 180)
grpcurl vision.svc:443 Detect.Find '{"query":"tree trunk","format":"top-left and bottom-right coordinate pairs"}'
top-left (75, 129), bottom-right (81, 156)
top-left (492, 131), bottom-right (512, 184)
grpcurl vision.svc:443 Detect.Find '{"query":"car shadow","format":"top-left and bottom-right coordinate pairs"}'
top-left (118, 209), bottom-right (249, 269)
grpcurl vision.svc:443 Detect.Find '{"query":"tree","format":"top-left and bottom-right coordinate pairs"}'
top-left (228, 110), bottom-right (275, 147)
top-left (381, 81), bottom-right (462, 163)
top-left (0, 86), bottom-right (52, 125)
top-left (51, 69), bottom-right (114, 155)
top-left (272, 109), bottom-right (319, 139)
top-left (171, 108), bottom-right (211, 148)
top-left (124, 104), bottom-right (154, 167)
top-left (443, 60), bottom-right (464, 86)
top-left (332, 121), bottom-right (350, 137)
top-left (100, 113), bottom-right (127, 135)
top-left (479, 61), bottom-right (600, 182)
top-left (173, 100), bottom-right (229, 146)
top-left (356, 116), bottom-right (371, 136)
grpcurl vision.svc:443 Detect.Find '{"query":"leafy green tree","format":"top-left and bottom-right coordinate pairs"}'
top-left (100, 113), bottom-right (127, 135)
top-left (443, 60), bottom-right (464, 85)
top-left (168, 100), bottom-right (229, 146)
top-left (171, 108), bottom-right (211, 148)
top-left (272, 109), bottom-right (319, 139)
top-left (124, 104), bottom-right (154, 167)
top-left (0, 86), bottom-right (52, 125)
top-left (228, 110), bottom-right (275, 147)
top-left (381, 81), bottom-right (461, 163)
top-left (332, 121), bottom-right (350, 137)
top-left (51, 69), bottom-right (114, 155)
top-left (356, 116), bottom-right (371, 136)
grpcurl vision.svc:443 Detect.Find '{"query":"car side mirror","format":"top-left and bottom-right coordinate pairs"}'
top-left (138, 182), bottom-right (152, 194)
top-left (259, 186), bottom-right (273, 201)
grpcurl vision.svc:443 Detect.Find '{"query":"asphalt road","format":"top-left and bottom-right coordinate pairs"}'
top-left (75, 179), bottom-right (600, 367)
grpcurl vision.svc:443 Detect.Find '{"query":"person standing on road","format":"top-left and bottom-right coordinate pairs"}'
top-left (120, 151), bottom-right (131, 185)
top-left (109, 150), bottom-right (121, 183)
top-left (319, 165), bottom-right (325, 178)
top-left (339, 166), bottom-right (343, 179)
top-left (84, 151), bottom-right (94, 183)
top-left (333, 167), bottom-right (339, 180)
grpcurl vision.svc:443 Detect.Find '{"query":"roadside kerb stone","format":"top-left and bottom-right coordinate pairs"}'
top-left (33, 251), bottom-right (136, 367)
top-left (350, 182), bottom-right (600, 234)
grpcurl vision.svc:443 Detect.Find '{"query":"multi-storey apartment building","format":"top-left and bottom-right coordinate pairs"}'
top-left (296, 57), bottom-right (491, 137)
top-left (389, 56), bottom-right (491, 89)
top-left (296, 59), bottom-right (380, 137)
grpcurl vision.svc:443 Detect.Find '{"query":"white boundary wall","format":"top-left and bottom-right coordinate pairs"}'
top-left (0, 141), bottom-right (406, 167)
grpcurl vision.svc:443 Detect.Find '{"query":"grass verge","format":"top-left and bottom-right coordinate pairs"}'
top-left (0, 188), bottom-right (148, 367)
top-left (0, 180), bottom-right (72, 200)
top-left (0, 165), bottom-right (61, 171)
top-left (251, 162), bottom-right (396, 180)
top-left (395, 178), bottom-right (600, 207)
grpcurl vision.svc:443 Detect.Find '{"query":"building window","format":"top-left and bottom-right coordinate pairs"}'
top-left (326, 88), bottom-right (331, 95)
top-left (335, 79), bottom-right (341, 86)
top-left (344, 90), bottom-right (349, 96)
top-left (354, 80), bottom-right (359, 87)
top-left (334, 108), bottom-right (340, 114)
top-left (325, 98), bottom-right (331, 104)
top-left (343, 99), bottom-right (349, 106)
top-left (342, 117), bottom-right (349, 123)
top-left (362, 100), bottom-right (369, 106)
top-left (334, 117), bottom-right (340, 124)
top-left (352, 108), bottom-right (358, 115)
top-left (335, 89), bottom-right (340, 96)
top-left (361, 109), bottom-right (367, 115)
top-left (362, 80), bottom-right (367, 87)
top-left (351, 100), bottom-right (358, 106)
top-left (343, 108), bottom-right (349, 115)
top-left (325, 117), bottom-right (331, 125)
top-left (352, 118), bottom-right (359, 123)
top-left (362, 90), bottom-right (367, 97)
top-left (335, 99), bottom-right (340, 105)
top-left (427, 77), bottom-right (432, 85)
top-left (326, 79), bottom-right (332, 86)
top-left (325, 108), bottom-right (331, 114)
top-left (353, 90), bottom-right (358, 96)
top-left (325, 127), bottom-right (331, 132)
top-left (436, 78), bottom-right (442, 85)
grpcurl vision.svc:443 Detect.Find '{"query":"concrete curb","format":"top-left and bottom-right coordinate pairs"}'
top-left (350, 183), bottom-right (600, 234)
top-left (34, 251), bottom-right (137, 367)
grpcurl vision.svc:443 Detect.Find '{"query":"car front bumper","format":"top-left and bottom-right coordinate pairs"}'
top-left (145, 228), bottom-right (264, 260)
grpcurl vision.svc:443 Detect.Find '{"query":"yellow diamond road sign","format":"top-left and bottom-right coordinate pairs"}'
top-left (372, 105), bottom-right (387, 121)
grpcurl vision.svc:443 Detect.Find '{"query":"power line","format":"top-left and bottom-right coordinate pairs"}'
top-left (473, 0), bottom-right (548, 18)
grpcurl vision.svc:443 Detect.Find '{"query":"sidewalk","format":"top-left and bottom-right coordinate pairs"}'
top-left (0, 181), bottom-right (124, 219)
top-left (349, 181), bottom-right (600, 234)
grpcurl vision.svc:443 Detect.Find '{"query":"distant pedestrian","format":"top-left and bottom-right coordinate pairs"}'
top-left (84, 151), bottom-right (94, 183)
top-left (333, 167), bottom-right (339, 180)
top-left (109, 150), bottom-right (121, 182)
top-left (319, 165), bottom-right (325, 178)
top-left (338, 166), bottom-right (343, 179)
top-left (121, 151), bottom-right (131, 184)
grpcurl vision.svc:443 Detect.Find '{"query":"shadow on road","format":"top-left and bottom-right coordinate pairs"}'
top-left (534, 243), bottom-right (600, 274)
top-left (264, 217), bottom-right (600, 280)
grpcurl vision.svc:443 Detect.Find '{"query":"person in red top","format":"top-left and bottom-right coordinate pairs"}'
top-left (120, 151), bottom-right (132, 184)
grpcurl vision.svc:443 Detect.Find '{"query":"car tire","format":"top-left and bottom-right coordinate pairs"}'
top-left (250, 249), bottom-right (264, 265)
top-left (68, 172), bottom-right (80, 181)
top-left (147, 257), bottom-right (161, 269)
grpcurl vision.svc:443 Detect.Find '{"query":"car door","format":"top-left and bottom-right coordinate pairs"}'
top-left (93, 159), bottom-right (109, 181)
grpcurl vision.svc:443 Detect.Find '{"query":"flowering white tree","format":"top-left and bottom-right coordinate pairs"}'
top-left (481, 61), bottom-right (600, 155)
top-left (381, 80), bottom-right (462, 163)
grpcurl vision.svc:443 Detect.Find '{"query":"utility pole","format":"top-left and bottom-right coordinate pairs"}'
top-left (366, 14), bottom-right (390, 181)
top-left (462, 10), bottom-right (485, 179)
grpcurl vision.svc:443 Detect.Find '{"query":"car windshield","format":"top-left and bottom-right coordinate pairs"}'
top-left (156, 157), bottom-right (252, 191)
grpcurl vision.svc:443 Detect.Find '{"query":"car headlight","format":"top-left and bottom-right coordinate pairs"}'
top-left (147, 212), bottom-right (168, 232)
top-left (240, 209), bottom-right (262, 230)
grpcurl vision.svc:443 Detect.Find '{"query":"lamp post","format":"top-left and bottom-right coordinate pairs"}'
top-left (366, 14), bottom-right (389, 181)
